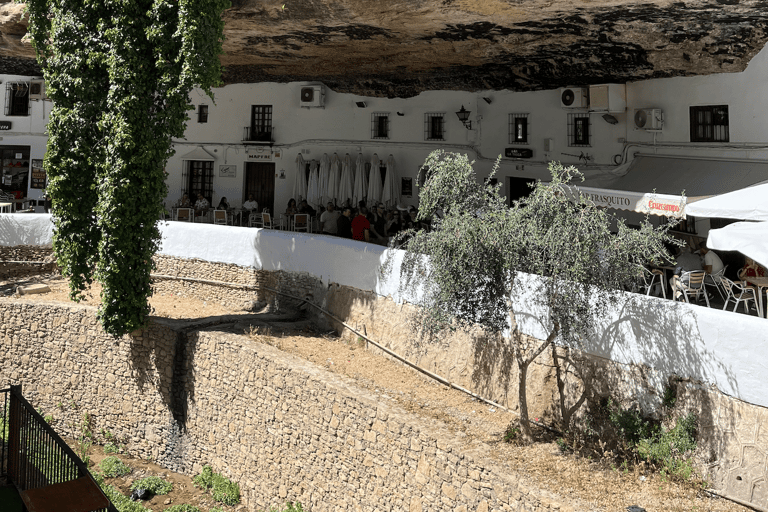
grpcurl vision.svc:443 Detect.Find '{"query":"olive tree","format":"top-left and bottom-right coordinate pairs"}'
top-left (387, 150), bottom-right (676, 441)
top-left (26, 0), bottom-right (229, 336)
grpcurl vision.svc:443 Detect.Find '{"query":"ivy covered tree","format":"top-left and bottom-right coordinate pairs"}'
top-left (26, 0), bottom-right (230, 336)
top-left (386, 150), bottom-right (678, 441)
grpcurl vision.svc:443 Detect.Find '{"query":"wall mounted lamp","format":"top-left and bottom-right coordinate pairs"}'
top-left (482, 97), bottom-right (492, 104)
top-left (602, 114), bottom-right (619, 125)
top-left (396, 112), bottom-right (405, 116)
top-left (355, 101), bottom-right (367, 108)
top-left (456, 105), bottom-right (472, 129)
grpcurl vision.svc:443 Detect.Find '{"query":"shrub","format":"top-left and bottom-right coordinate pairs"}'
top-left (637, 413), bottom-right (698, 479)
top-left (130, 475), bottom-right (173, 495)
top-left (607, 400), bottom-right (657, 448)
top-left (100, 456), bottom-right (131, 478)
top-left (104, 442), bottom-right (120, 454)
top-left (91, 471), bottom-right (150, 512)
top-left (193, 465), bottom-right (241, 506)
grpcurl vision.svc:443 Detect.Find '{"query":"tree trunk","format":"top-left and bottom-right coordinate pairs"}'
top-left (518, 359), bottom-right (533, 442)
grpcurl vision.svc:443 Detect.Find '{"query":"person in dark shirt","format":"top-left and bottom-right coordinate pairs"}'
top-left (336, 207), bottom-right (353, 238)
top-left (298, 199), bottom-right (316, 217)
top-left (351, 207), bottom-right (371, 242)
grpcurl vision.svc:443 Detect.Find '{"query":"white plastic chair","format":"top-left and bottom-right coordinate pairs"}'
top-left (721, 276), bottom-right (758, 315)
top-left (639, 267), bottom-right (666, 299)
top-left (705, 265), bottom-right (728, 302)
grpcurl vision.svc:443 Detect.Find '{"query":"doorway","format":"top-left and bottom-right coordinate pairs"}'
top-left (506, 176), bottom-right (536, 206)
top-left (244, 162), bottom-right (275, 214)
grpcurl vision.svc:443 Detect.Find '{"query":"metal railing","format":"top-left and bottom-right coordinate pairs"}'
top-left (242, 125), bottom-right (274, 142)
top-left (1, 384), bottom-right (117, 511)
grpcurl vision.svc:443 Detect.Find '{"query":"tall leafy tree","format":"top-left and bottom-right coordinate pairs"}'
top-left (387, 150), bottom-right (677, 441)
top-left (26, 0), bottom-right (229, 335)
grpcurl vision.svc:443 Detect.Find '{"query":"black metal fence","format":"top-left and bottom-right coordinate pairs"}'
top-left (0, 384), bottom-right (117, 511)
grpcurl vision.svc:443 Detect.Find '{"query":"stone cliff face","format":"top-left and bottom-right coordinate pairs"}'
top-left (2, 0), bottom-right (767, 97)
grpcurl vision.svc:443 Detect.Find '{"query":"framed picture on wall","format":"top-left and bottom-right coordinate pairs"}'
top-left (219, 164), bottom-right (236, 178)
top-left (401, 177), bottom-right (413, 198)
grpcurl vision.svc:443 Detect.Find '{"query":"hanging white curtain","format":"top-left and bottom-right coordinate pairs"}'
top-left (338, 153), bottom-right (354, 208)
top-left (319, 153), bottom-right (331, 205)
top-left (326, 153), bottom-right (341, 205)
top-left (352, 153), bottom-right (367, 207)
top-left (306, 160), bottom-right (321, 208)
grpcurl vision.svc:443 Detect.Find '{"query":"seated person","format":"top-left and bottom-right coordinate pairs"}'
top-left (216, 196), bottom-right (230, 210)
top-left (194, 194), bottom-right (209, 217)
top-left (176, 193), bottom-right (191, 208)
top-left (738, 257), bottom-right (766, 281)
top-left (298, 199), bottom-right (316, 218)
top-left (669, 246), bottom-right (703, 300)
top-left (698, 242), bottom-right (724, 289)
top-left (336, 207), bottom-right (352, 239)
top-left (351, 207), bottom-right (371, 242)
top-left (243, 194), bottom-right (258, 211)
top-left (386, 210), bottom-right (403, 237)
top-left (320, 202), bottom-right (340, 235)
top-left (285, 198), bottom-right (298, 217)
top-left (369, 203), bottom-right (388, 245)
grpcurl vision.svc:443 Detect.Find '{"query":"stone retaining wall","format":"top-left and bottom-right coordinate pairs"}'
top-left (0, 300), bottom-right (579, 511)
top-left (0, 244), bottom-right (55, 278)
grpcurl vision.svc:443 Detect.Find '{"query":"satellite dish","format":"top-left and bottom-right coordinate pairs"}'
top-left (561, 89), bottom-right (575, 106)
top-left (634, 109), bottom-right (648, 128)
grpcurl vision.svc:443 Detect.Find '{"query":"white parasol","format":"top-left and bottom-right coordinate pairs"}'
top-left (338, 153), bottom-right (354, 208)
top-left (381, 154), bottom-right (400, 208)
top-left (366, 153), bottom-right (382, 207)
top-left (352, 153), bottom-right (367, 208)
top-left (326, 153), bottom-right (341, 205)
top-left (708, 221), bottom-right (768, 269)
top-left (306, 160), bottom-right (321, 208)
top-left (292, 153), bottom-right (307, 202)
top-left (319, 153), bottom-right (331, 205)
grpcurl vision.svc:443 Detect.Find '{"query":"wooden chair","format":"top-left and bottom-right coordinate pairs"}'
top-left (679, 270), bottom-right (709, 307)
top-left (175, 207), bottom-right (193, 222)
top-left (721, 276), bottom-right (758, 315)
top-left (213, 209), bottom-right (228, 225)
top-left (293, 213), bottom-right (310, 232)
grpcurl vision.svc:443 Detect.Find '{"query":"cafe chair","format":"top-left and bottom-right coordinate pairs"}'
top-left (704, 265), bottom-right (728, 302)
top-left (721, 276), bottom-right (758, 315)
top-left (261, 212), bottom-right (273, 229)
top-left (678, 270), bottom-right (709, 307)
top-left (293, 213), bottom-right (310, 233)
top-left (213, 209), bottom-right (228, 225)
top-left (175, 207), bottom-right (193, 222)
top-left (639, 267), bottom-right (666, 299)
top-left (248, 211), bottom-right (262, 228)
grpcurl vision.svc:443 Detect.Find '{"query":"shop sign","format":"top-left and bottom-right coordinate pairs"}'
top-left (0, 121), bottom-right (12, 131)
top-left (505, 147), bottom-right (533, 159)
top-left (246, 149), bottom-right (272, 161)
top-left (219, 164), bottom-right (236, 177)
top-left (31, 168), bottom-right (47, 189)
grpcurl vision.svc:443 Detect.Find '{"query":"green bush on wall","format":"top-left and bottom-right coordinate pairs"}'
top-left (193, 465), bottom-right (240, 506)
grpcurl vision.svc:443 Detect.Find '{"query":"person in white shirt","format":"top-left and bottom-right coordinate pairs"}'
top-left (243, 194), bottom-right (258, 211)
top-left (699, 242), bottom-right (724, 293)
top-left (320, 202), bottom-right (340, 235)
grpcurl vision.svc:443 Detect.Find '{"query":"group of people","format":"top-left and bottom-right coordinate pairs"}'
top-left (175, 193), bottom-right (261, 223)
top-left (293, 199), bottom-right (428, 245)
top-left (667, 241), bottom-right (766, 302)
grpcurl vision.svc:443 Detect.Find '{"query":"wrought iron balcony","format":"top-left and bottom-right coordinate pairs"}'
top-left (242, 126), bottom-right (274, 143)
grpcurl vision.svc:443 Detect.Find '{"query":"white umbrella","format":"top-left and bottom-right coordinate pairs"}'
top-left (326, 153), bottom-right (341, 205)
top-left (352, 153), bottom-right (367, 208)
top-left (338, 153), bottom-right (354, 207)
top-left (685, 182), bottom-right (768, 221)
top-left (306, 160), bottom-right (321, 209)
top-left (708, 221), bottom-right (768, 269)
top-left (381, 154), bottom-right (400, 208)
top-left (292, 153), bottom-right (307, 202)
top-left (366, 153), bottom-right (382, 207)
top-left (319, 153), bottom-right (331, 205)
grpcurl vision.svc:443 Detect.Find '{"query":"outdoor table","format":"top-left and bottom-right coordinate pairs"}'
top-left (0, 202), bottom-right (11, 213)
top-left (745, 276), bottom-right (768, 318)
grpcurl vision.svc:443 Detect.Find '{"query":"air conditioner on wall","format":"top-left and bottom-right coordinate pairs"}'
top-left (29, 80), bottom-right (45, 101)
top-left (300, 85), bottom-right (325, 108)
top-left (560, 87), bottom-right (588, 109)
top-left (634, 108), bottom-right (663, 130)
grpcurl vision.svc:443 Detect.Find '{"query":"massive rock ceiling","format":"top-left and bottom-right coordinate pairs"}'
top-left (2, 0), bottom-right (767, 98)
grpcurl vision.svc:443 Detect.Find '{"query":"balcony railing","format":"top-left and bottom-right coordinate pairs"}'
top-left (0, 384), bottom-right (117, 512)
top-left (242, 126), bottom-right (274, 143)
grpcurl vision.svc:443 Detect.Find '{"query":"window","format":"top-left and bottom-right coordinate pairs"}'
top-left (183, 160), bottom-right (214, 202)
top-left (509, 113), bottom-right (529, 144)
top-left (4, 82), bottom-right (29, 117)
top-left (424, 113), bottom-right (445, 141)
top-left (197, 105), bottom-right (208, 123)
top-left (690, 105), bottom-right (729, 142)
top-left (567, 113), bottom-right (591, 147)
top-left (372, 113), bottom-right (389, 139)
top-left (249, 105), bottom-right (273, 142)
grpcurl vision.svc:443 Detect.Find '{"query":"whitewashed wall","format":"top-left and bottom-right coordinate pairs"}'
top-left (5, 214), bottom-right (767, 411)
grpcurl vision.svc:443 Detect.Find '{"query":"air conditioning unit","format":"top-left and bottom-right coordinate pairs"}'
top-left (300, 85), bottom-right (325, 108)
top-left (634, 108), bottom-right (663, 130)
top-left (29, 80), bottom-right (45, 101)
top-left (560, 87), bottom-right (588, 109)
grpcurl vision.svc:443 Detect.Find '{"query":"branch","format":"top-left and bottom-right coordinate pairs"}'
top-left (522, 320), bottom-right (560, 367)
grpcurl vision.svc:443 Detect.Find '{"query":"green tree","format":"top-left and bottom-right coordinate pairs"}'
top-left (26, 0), bottom-right (229, 336)
top-left (386, 150), bottom-right (677, 441)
